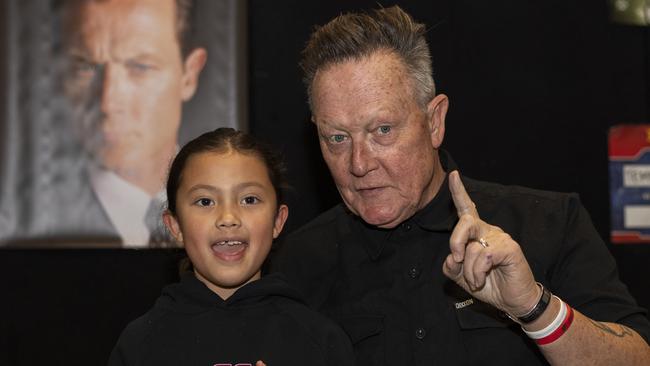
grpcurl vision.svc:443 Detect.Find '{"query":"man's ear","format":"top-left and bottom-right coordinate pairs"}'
top-left (272, 204), bottom-right (289, 239)
top-left (180, 47), bottom-right (207, 101)
top-left (425, 94), bottom-right (449, 149)
top-left (163, 210), bottom-right (184, 245)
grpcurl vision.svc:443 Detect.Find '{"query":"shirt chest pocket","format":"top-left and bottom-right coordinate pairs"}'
top-left (454, 301), bottom-right (541, 365)
top-left (339, 314), bottom-right (385, 365)
top-left (454, 299), bottom-right (511, 330)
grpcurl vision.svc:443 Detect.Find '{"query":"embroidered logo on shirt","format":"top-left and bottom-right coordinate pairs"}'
top-left (455, 298), bottom-right (474, 309)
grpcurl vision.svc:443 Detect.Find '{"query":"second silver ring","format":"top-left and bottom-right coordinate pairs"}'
top-left (478, 237), bottom-right (489, 248)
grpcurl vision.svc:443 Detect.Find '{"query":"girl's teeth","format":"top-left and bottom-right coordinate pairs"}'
top-left (218, 240), bottom-right (242, 246)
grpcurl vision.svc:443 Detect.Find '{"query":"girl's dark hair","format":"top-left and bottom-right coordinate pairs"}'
top-left (166, 128), bottom-right (287, 216)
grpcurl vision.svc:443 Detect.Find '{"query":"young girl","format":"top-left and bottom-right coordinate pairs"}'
top-left (108, 128), bottom-right (354, 366)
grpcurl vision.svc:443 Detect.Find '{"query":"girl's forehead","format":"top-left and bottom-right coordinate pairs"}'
top-left (181, 150), bottom-right (272, 186)
top-left (189, 150), bottom-right (265, 167)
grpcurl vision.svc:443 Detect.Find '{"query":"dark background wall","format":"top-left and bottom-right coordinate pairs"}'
top-left (1, 1), bottom-right (648, 365)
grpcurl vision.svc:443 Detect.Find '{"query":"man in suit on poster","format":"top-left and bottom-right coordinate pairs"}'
top-left (60, 0), bottom-right (206, 246)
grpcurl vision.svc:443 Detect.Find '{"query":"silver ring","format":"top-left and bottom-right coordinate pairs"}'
top-left (478, 237), bottom-right (489, 248)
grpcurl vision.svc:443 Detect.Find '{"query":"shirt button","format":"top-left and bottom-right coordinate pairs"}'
top-left (415, 327), bottom-right (427, 340)
top-left (402, 223), bottom-right (412, 231)
top-left (408, 266), bottom-right (421, 279)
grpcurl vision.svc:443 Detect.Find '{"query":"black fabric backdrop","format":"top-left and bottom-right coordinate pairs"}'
top-left (1, 1), bottom-right (648, 365)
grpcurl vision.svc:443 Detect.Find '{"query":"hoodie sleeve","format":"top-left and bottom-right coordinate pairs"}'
top-left (274, 296), bottom-right (357, 366)
top-left (324, 321), bottom-right (357, 366)
top-left (107, 330), bottom-right (137, 366)
top-left (106, 314), bottom-right (153, 366)
top-left (106, 341), bottom-right (129, 366)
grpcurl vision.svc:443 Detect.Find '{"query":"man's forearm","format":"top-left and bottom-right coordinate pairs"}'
top-left (527, 296), bottom-right (650, 365)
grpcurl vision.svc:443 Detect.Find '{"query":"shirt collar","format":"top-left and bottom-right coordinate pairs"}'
top-left (413, 149), bottom-right (459, 232)
top-left (349, 215), bottom-right (392, 261)
top-left (89, 164), bottom-right (162, 247)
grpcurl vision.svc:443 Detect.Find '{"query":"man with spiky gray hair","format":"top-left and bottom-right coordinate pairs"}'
top-left (272, 5), bottom-right (650, 365)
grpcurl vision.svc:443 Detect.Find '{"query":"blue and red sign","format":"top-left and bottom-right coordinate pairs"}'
top-left (609, 124), bottom-right (650, 243)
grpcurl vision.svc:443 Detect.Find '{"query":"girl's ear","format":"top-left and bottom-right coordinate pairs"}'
top-left (163, 210), bottom-right (184, 246)
top-left (272, 204), bottom-right (289, 239)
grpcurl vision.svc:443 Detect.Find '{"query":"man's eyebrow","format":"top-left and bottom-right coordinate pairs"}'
top-left (315, 118), bottom-right (343, 130)
top-left (64, 49), bottom-right (164, 64)
top-left (67, 48), bottom-right (92, 59)
top-left (127, 52), bottom-right (163, 62)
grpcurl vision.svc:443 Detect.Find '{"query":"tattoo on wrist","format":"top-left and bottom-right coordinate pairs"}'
top-left (589, 320), bottom-right (634, 338)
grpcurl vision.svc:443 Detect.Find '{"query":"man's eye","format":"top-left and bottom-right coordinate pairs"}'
top-left (377, 125), bottom-right (391, 135)
top-left (241, 196), bottom-right (260, 205)
top-left (328, 134), bottom-right (347, 144)
top-left (196, 198), bottom-right (213, 207)
top-left (126, 60), bottom-right (152, 73)
top-left (72, 60), bottom-right (100, 75)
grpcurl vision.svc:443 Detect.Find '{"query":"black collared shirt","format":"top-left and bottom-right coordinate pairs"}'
top-left (270, 152), bottom-right (649, 365)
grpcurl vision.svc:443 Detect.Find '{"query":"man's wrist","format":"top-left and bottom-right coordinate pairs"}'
top-left (504, 282), bottom-right (548, 323)
top-left (517, 283), bottom-right (551, 323)
top-left (520, 295), bottom-right (562, 333)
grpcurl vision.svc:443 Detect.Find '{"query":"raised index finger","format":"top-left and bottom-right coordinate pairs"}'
top-left (449, 170), bottom-right (479, 218)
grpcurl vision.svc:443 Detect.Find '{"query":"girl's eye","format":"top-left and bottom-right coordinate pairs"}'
top-left (196, 198), bottom-right (213, 207)
top-left (377, 125), bottom-right (391, 135)
top-left (242, 196), bottom-right (260, 205)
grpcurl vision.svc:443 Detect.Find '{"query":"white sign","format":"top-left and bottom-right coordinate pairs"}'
top-left (623, 165), bottom-right (650, 187)
top-left (624, 205), bottom-right (650, 228)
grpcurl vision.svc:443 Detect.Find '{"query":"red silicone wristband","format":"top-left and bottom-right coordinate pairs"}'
top-left (535, 305), bottom-right (574, 345)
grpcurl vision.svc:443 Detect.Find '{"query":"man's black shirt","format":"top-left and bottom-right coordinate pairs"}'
top-left (271, 153), bottom-right (649, 365)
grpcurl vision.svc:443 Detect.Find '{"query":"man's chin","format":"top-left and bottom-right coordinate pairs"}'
top-left (97, 151), bottom-right (142, 175)
top-left (358, 207), bottom-right (405, 229)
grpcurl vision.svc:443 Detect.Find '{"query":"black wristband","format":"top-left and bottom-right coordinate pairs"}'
top-left (517, 283), bottom-right (551, 324)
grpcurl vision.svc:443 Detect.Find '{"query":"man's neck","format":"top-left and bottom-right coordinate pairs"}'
top-left (108, 148), bottom-right (176, 196)
top-left (417, 155), bottom-right (447, 211)
top-left (113, 165), bottom-right (165, 196)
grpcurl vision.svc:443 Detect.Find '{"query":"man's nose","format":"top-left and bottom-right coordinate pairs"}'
top-left (215, 204), bottom-right (241, 229)
top-left (349, 140), bottom-right (376, 177)
top-left (98, 64), bottom-right (124, 115)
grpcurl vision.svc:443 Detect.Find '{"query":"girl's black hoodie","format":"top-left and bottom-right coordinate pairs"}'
top-left (108, 273), bottom-right (355, 366)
